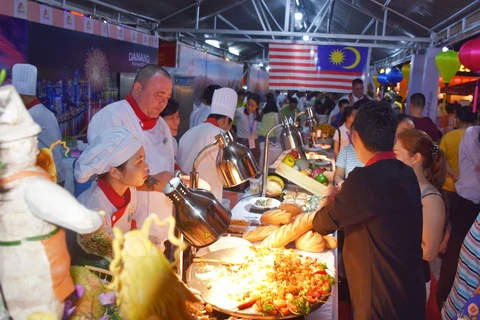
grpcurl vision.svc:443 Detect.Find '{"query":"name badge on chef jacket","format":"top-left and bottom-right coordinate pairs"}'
top-left (248, 137), bottom-right (256, 149)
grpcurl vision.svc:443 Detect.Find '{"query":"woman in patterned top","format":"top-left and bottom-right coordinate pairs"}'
top-left (442, 213), bottom-right (480, 319)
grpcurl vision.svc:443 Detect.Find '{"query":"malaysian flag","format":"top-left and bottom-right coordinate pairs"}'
top-left (269, 43), bottom-right (370, 92)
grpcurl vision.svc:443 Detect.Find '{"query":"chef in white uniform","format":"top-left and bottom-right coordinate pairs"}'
top-left (189, 84), bottom-right (221, 129)
top-left (87, 64), bottom-right (175, 245)
top-left (328, 78), bottom-right (369, 124)
top-left (12, 63), bottom-right (66, 186)
top-left (75, 126), bottom-right (148, 236)
top-left (178, 88), bottom-right (237, 200)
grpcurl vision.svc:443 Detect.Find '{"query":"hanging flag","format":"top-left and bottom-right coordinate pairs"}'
top-left (269, 43), bottom-right (370, 92)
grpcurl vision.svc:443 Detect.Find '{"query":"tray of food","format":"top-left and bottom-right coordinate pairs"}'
top-left (249, 197), bottom-right (281, 210)
top-left (186, 247), bottom-right (334, 319)
top-left (226, 219), bottom-right (252, 237)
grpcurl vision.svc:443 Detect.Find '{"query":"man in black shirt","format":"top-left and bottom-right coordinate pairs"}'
top-left (313, 101), bottom-right (426, 319)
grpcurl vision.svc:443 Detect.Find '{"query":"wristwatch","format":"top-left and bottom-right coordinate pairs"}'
top-left (320, 195), bottom-right (331, 201)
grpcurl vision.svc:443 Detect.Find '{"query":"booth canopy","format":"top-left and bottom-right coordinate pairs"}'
top-left (58, 0), bottom-right (479, 64)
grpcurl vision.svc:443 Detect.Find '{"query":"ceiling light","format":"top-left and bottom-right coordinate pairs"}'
top-left (228, 47), bottom-right (240, 56)
top-left (442, 46), bottom-right (449, 52)
top-left (205, 34), bottom-right (211, 38)
top-left (258, 63), bottom-right (264, 67)
top-left (303, 35), bottom-right (311, 41)
top-left (296, 0), bottom-right (300, 5)
top-left (295, 12), bottom-right (303, 21)
top-left (266, 66), bottom-right (271, 71)
top-left (205, 40), bottom-right (220, 48)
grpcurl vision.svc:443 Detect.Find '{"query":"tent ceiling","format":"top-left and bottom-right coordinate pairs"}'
top-left (40, 0), bottom-right (480, 65)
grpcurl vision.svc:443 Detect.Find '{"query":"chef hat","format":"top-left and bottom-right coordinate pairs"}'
top-left (12, 64), bottom-right (38, 96)
top-left (211, 88), bottom-right (237, 120)
top-left (74, 126), bottom-right (143, 183)
top-left (0, 85), bottom-right (41, 142)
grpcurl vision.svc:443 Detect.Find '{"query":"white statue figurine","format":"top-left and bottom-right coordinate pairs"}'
top-left (0, 85), bottom-right (104, 319)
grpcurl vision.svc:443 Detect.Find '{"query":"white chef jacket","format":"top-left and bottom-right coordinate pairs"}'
top-left (178, 122), bottom-right (224, 200)
top-left (189, 102), bottom-right (211, 129)
top-left (77, 180), bottom-right (137, 235)
top-left (28, 102), bottom-right (66, 183)
top-left (87, 99), bottom-right (174, 244)
top-left (329, 93), bottom-right (369, 123)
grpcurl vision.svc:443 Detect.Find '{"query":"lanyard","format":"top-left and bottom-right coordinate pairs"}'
top-left (248, 113), bottom-right (255, 135)
top-left (346, 130), bottom-right (353, 145)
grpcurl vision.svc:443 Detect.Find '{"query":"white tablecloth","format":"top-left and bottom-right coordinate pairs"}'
top-left (230, 197), bottom-right (338, 320)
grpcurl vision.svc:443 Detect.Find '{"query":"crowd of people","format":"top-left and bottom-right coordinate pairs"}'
top-left (9, 61), bottom-right (480, 320)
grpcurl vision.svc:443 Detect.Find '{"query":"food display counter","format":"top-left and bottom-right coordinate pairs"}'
top-left (192, 146), bottom-right (338, 320)
top-left (229, 197), bottom-right (338, 320)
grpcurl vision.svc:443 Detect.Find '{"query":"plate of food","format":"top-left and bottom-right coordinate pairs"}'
top-left (319, 144), bottom-right (331, 150)
top-left (249, 197), bottom-right (281, 210)
top-left (308, 158), bottom-right (331, 166)
top-left (303, 145), bottom-right (323, 153)
top-left (187, 247), bottom-right (334, 319)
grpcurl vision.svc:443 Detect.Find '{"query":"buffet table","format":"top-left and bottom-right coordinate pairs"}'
top-left (229, 197), bottom-right (338, 320)
top-left (228, 145), bottom-right (338, 319)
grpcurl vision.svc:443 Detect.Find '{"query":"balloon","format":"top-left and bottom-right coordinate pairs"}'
top-left (401, 63), bottom-right (411, 85)
top-left (459, 38), bottom-right (480, 72)
top-left (435, 50), bottom-right (460, 85)
top-left (372, 73), bottom-right (380, 88)
top-left (386, 67), bottom-right (403, 84)
top-left (377, 72), bottom-right (388, 85)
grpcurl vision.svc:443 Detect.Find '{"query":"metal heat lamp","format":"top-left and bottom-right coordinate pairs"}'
top-left (163, 131), bottom-right (260, 278)
top-left (262, 116), bottom-right (312, 197)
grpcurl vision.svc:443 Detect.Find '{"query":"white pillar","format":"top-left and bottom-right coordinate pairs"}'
top-left (406, 47), bottom-right (441, 121)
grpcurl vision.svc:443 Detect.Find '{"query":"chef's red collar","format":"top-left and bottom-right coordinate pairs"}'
top-left (125, 93), bottom-right (158, 131)
top-left (97, 178), bottom-right (131, 210)
top-left (365, 151), bottom-right (396, 166)
top-left (26, 98), bottom-right (41, 110)
top-left (204, 118), bottom-right (221, 128)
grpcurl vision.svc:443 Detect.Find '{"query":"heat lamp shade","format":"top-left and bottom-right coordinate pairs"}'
top-left (215, 132), bottom-right (260, 188)
top-left (163, 177), bottom-right (231, 248)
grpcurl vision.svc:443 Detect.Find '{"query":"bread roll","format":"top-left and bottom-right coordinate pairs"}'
top-left (278, 203), bottom-right (303, 217)
top-left (260, 209), bottom-right (292, 226)
top-left (243, 225), bottom-right (280, 243)
top-left (323, 235), bottom-right (338, 249)
top-left (295, 231), bottom-right (326, 253)
top-left (261, 212), bottom-right (316, 248)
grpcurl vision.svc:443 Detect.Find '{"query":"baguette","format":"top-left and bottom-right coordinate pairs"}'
top-left (278, 203), bottom-right (303, 217)
top-left (295, 231), bottom-right (326, 253)
top-left (242, 225), bottom-right (280, 243)
top-left (323, 235), bottom-right (338, 249)
top-left (260, 209), bottom-right (292, 226)
top-left (261, 212), bottom-right (316, 248)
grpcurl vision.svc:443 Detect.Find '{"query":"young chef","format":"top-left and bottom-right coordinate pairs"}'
top-left (12, 63), bottom-right (66, 186)
top-left (87, 64), bottom-right (175, 245)
top-left (313, 101), bottom-right (426, 319)
top-left (75, 126), bottom-right (149, 236)
top-left (177, 88), bottom-right (237, 200)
